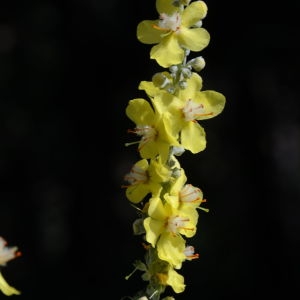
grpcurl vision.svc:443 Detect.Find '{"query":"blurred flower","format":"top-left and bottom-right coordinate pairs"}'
top-left (0, 237), bottom-right (21, 296)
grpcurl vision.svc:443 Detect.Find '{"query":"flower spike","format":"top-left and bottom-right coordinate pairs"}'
top-left (122, 1), bottom-right (226, 299)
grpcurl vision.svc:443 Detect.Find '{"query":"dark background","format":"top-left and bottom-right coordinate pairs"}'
top-left (0, 0), bottom-right (299, 299)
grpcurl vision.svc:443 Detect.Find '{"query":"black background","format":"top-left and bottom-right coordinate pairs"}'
top-left (0, 1), bottom-right (299, 299)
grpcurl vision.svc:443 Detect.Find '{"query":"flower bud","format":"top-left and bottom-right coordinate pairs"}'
top-left (179, 80), bottom-right (187, 89)
top-left (152, 73), bottom-right (170, 88)
top-left (171, 146), bottom-right (185, 156)
top-left (188, 56), bottom-right (206, 72)
top-left (181, 67), bottom-right (192, 78)
top-left (133, 218), bottom-right (145, 235)
top-left (169, 65), bottom-right (178, 73)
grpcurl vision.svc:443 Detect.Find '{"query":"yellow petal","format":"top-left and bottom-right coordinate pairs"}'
top-left (178, 207), bottom-right (199, 238)
top-left (126, 184), bottom-right (150, 204)
top-left (157, 234), bottom-right (186, 269)
top-left (195, 90), bottom-right (226, 120)
top-left (181, 122), bottom-right (206, 154)
top-left (182, 1), bottom-right (208, 27)
top-left (166, 267), bottom-right (185, 293)
top-left (0, 272), bottom-right (21, 296)
top-left (148, 158), bottom-right (171, 183)
top-left (137, 20), bottom-right (162, 44)
top-left (138, 81), bottom-right (159, 98)
top-left (156, 0), bottom-right (177, 14)
top-left (178, 27), bottom-right (210, 52)
top-left (126, 98), bottom-right (155, 125)
top-left (144, 217), bottom-right (164, 247)
top-left (150, 35), bottom-right (184, 68)
top-left (176, 73), bottom-right (203, 99)
top-left (147, 197), bottom-right (167, 220)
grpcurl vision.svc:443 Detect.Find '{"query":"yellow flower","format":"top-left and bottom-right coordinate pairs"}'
top-left (144, 197), bottom-right (198, 267)
top-left (175, 73), bottom-right (225, 121)
top-left (124, 157), bottom-right (171, 204)
top-left (126, 98), bottom-right (179, 162)
top-left (137, 0), bottom-right (210, 67)
top-left (164, 167), bottom-right (206, 211)
top-left (150, 73), bottom-right (225, 154)
top-left (144, 197), bottom-right (198, 245)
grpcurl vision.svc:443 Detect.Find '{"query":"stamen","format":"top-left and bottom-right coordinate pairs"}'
top-left (195, 112), bottom-right (214, 117)
top-left (157, 12), bottom-right (181, 32)
top-left (198, 207), bottom-right (209, 213)
top-left (138, 136), bottom-right (153, 151)
top-left (124, 164), bottom-right (148, 185)
top-left (125, 125), bottom-right (157, 150)
top-left (127, 129), bottom-right (136, 134)
top-left (121, 184), bottom-right (130, 188)
top-left (166, 215), bottom-right (194, 233)
top-left (142, 243), bottom-right (151, 250)
top-left (15, 251), bottom-right (22, 258)
top-left (181, 226), bottom-right (194, 231)
top-left (149, 290), bottom-right (159, 299)
top-left (182, 99), bottom-right (214, 121)
top-left (180, 184), bottom-right (202, 203)
top-left (125, 267), bottom-right (139, 280)
top-left (125, 141), bottom-right (140, 147)
top-left (184, 246), bottom-right (199, 260)
top-left (152, 24), bottom-right (170, 32)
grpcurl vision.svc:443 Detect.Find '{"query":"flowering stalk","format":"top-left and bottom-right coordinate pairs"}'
top-left (122, 1), bottom-right (225, 299)
top-left (0, 237), bottom-right (21, 296)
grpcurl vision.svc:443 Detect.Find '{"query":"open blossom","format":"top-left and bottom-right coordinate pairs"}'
top-left (137, 0), bottom-right (210, 67)
top-left (144, 196), bottom-right (198, 267)
top-left (138, 72), bottom-right (225, 153)
top-left (124, 156), bottom-right (171, 203)
top-left (153, 73), bottom-right (225, 153)
top-left (147, 171), bottom-right (204, 269)
top-left (164, 166), bottom-right (206, 211)
top-left (144, 197), bottom-right (198, 244)
top-left (0, 237), bottom-right (21, 296)
top-left (175, 72), bottom-right (225, 121)
top-left (126, 98), bottom-right (180, 162)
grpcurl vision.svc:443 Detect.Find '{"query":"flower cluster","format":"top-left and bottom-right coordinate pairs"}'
top-left (122, 1), bottom-right (225, 299)
top-left (0, 236), bottom-right (21, 296)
